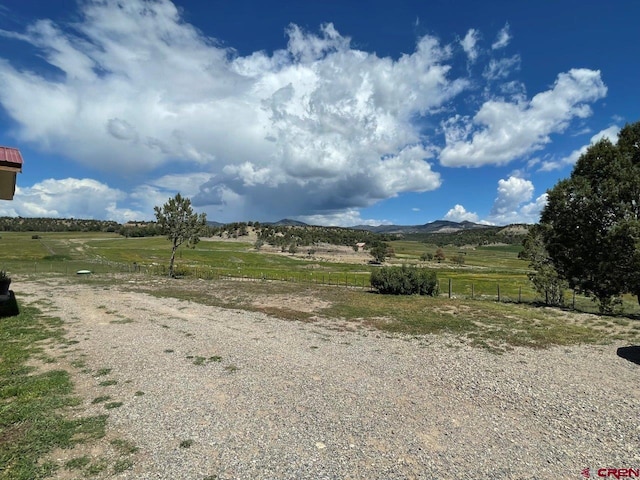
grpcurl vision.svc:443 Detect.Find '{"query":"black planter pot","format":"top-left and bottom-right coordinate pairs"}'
top-left (0, 279), bottom-right (11, 296)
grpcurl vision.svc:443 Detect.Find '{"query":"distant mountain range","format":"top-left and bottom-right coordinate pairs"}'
top-left (350, 220), bottom-right (492, 234)
top-left (208, 218), bottom-right (496, 234)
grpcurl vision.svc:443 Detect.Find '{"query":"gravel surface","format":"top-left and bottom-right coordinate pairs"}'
top-left (18, 278), bottom-right (640, 479)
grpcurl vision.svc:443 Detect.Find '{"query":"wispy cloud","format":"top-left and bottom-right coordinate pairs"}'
top-left (538, 125), bottom-right (620, 171)
top-left (492, 23), bottom-right (511, 50)
top-left (460, 28), bottom-right (480, 62)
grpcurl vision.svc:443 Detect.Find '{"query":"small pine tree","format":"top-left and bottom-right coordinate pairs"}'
top-left (154, 193), bottom-right (207, 278)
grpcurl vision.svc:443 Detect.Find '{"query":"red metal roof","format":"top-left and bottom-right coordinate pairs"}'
top-left (0, 146), bottom-right (23, 170)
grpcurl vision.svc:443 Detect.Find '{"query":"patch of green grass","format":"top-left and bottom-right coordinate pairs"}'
top-left (193, 356), bottom-right (206, 366)
top-left (42, 254), bottom-right (73, 261)
top-left (317, 289), bottom-right (628, 350)
top-left (110, 318), bottom-right (134, 324)
top-left (91, 395), bottom-right (111, 404)
top-left (134, 391), bottom-right (145, 396)
top-left (63, 455), bottom-right (91, 470)
top-left (94, 367), bottom-right (112, 377)
top-left (99, 379), bottom-right (118, 386)
top-left (0, 306), bottom-right (107, 479)
top-left (110, 438), bottom-right (139, 455)
top-left (191, 355), bottom-right (223, 365)
top-left (179, 439), bottom-right (194, 448)
top-left (224, 364), bottom-right (239, 373)
top-left (113, 458), bottom-right (135, 473)
top-left (70, 359), bottom-right (87, 369)
top-left (85, 457), bottom-right (109, 475)
top-left (104, 401), bottom-right (123, 409)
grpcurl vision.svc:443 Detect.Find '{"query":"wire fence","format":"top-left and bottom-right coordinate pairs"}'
top-left (3, 259), bottom-right (616, 313)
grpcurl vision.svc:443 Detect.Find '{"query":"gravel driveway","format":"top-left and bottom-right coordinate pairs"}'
top-left (18, 278), bottom-right (640, 479)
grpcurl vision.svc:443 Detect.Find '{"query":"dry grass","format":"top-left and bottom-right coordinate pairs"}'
top-left (125, 276), bottom-right (640, 351)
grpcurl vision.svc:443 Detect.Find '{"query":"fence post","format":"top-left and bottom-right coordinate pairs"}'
top-left (497, 284), bottom-right (501, 302)
top-left (471, 283), bottom-right (474, 299)
top-left (448, 278), bottom-right (452, 299)
top-left (518, 286), bottom-right (522, 303)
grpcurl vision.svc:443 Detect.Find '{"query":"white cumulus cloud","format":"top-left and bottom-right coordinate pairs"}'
top-left (0, 0), bottom-right (472, 221)
top-left (297, 209), bottom-right (392, 227)
top-left (486, 176), bottom-right (546, 224)
top-left (0, 178), bottom-right (145, 222)
top-left (444, 204), bottom-right (479, 222)
top-left (439, 69), bottom-right (607, 167)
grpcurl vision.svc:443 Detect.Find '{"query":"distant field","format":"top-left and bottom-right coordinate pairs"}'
top-left (2, 230), bottom-right (639, 315)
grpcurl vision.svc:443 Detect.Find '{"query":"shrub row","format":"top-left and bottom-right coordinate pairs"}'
top-left (370, 265), bottom-right (438, 296)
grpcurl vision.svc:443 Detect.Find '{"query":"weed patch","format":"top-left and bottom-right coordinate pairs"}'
top-left (92, 395), bottom-right (111, 405)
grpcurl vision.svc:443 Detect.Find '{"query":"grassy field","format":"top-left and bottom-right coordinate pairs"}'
top-left (2, 230), bottom-right (640, 315)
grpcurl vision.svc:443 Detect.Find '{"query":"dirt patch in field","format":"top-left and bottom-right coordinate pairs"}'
top-left (250, 293), bottom-right (332, 313)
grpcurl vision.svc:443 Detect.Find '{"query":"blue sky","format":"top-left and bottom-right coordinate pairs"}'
top-left (0, 0), bottom-right (637, 226)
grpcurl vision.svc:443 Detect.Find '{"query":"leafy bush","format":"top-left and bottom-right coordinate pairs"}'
top-left (370, 265), bottom-right (438, 296)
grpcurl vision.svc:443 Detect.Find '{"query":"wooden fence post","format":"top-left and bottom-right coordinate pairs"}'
top-left (497, 283), bottom-right (501, 302)
top-left (471, 283), bottom-right (474, 299)
top-left (448, 278), bottom-right (452, 299)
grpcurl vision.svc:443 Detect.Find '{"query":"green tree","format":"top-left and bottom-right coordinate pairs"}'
top-left (369, 242), bottom-right (389, 263)
top-left (420, 252), bottom-right (434, 262)
top-left (370, 265), bottom-right (438, 296)
top-left (154, 193), bottom-right (207, 278)
top-left (451, 253), bottom-right (465, 265)
top-left (520, 225), bottom-right (567, 306)
top-left (540, 122), bottom-right (640, 312)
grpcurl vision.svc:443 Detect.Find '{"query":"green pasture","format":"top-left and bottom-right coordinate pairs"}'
top-left (390, 240), bottom-right (527, 271)
top-left (0, 232), bottom-right (372, 285)
top-left (2, 231), bottom-right (640, 313)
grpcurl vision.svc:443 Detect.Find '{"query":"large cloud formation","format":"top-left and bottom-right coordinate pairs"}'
top-left (0, 0), bottom-right (608, 223)
top-left (0, 0), bottom-right (465, 220)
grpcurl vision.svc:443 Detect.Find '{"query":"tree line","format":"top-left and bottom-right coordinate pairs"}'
top-left (405, 226), bottom-right (528, 247)
top-left (0, 217), bottom-right (120, 232)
